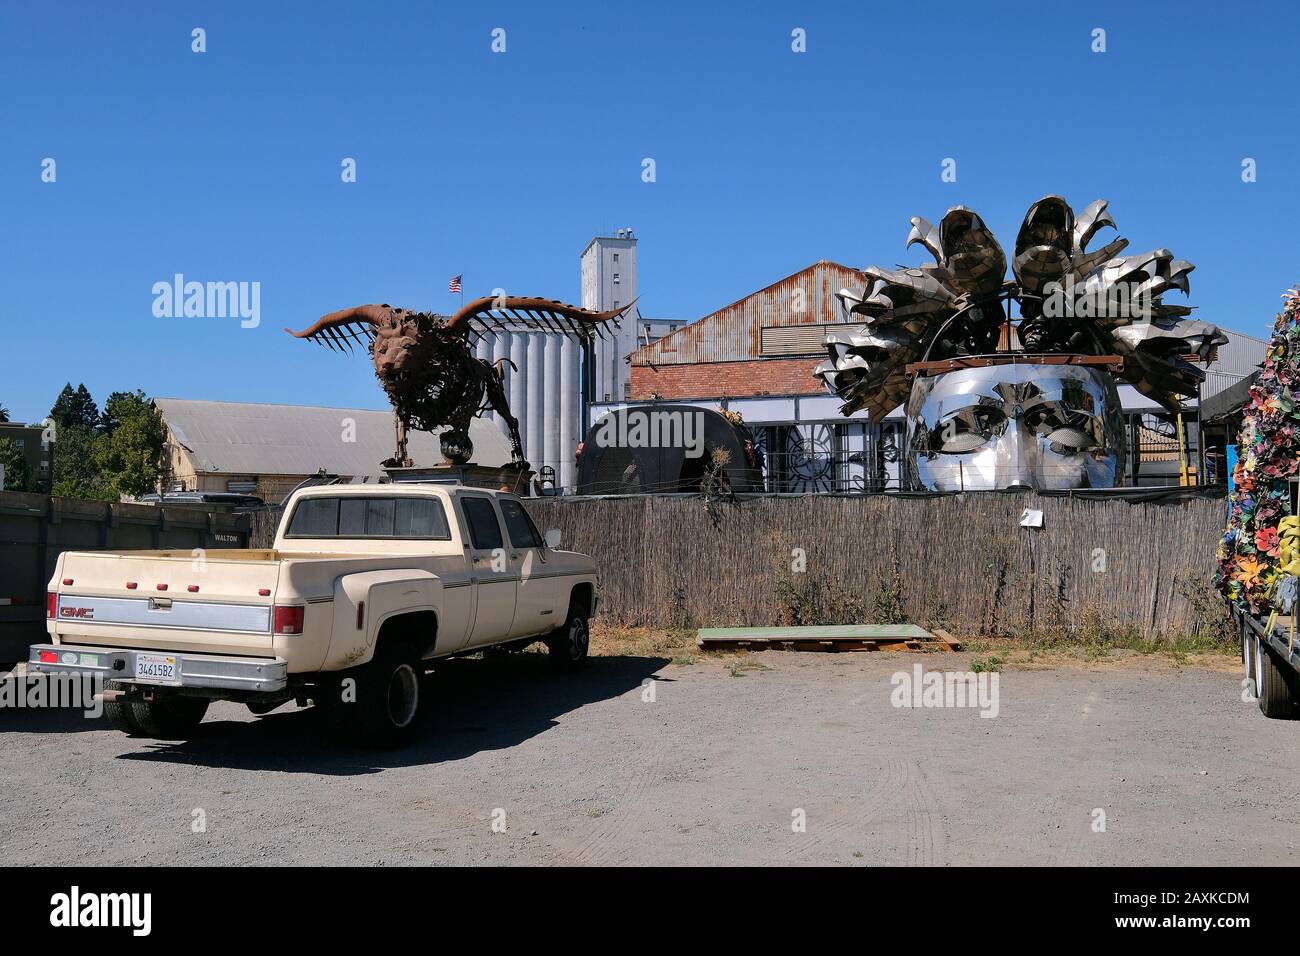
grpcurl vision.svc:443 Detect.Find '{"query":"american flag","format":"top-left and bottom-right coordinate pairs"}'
top-left (448, 274), bottom-right (462, 294)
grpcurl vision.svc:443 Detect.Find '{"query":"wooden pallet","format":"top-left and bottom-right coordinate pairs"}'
top-left (696, 625), bottom-right (961, 653)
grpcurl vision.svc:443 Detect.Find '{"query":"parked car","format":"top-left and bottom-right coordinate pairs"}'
top-left (29, 484), bottom-right (597, 747)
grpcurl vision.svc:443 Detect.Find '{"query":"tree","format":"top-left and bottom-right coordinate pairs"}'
top-left (98, 390), bottom-right (135, 433)
top-left (49, 383), bottom-right (106, 499)
top-left (51, 426), bottom-right (110, 500)
top-left (0, 404), bottom-right (10, 423)
top-left (0, 438), bottom-right (32, 492)
top-left (49, 384), bottom-right (99, 432)
top-left (93, 392), bottom-right (169, 498)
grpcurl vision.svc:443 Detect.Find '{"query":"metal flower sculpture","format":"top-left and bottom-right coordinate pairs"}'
top-left (815, 196), bottom-right (1229, 490)
top-left (287, 296), bottom-right (632, 469)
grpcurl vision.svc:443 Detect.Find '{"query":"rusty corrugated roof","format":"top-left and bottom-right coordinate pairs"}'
top-left (631, 261), bottom-right (865, 366)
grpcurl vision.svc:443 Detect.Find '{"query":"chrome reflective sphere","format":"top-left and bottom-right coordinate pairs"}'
top-left (905, 362), bottom-right (1127, 491)
top-left (440, 429), bottom-right (474, 465)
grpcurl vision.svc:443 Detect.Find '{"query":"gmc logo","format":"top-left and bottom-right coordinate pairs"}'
top-left (59, 607), bottom-right (94, 620)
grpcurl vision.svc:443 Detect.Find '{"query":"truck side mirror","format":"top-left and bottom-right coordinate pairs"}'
top-left (544, 528), bottom-right (562, 550)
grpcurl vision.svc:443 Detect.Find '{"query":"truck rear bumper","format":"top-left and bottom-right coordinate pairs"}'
top-left (28, 644), bottom-right (289, 693)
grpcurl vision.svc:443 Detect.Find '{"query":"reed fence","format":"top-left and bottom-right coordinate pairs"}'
top-left (250, 492), bottom-right (1227, 639)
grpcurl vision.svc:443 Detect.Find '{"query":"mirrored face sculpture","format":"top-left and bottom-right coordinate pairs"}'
top-left (905, 363), bottom-right (1126, 491)
top-left (816, 196), bottom-right (1229, 491)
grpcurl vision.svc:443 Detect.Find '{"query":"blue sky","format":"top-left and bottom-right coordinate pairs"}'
top-left (2, 0), bottom-right (1297, 423)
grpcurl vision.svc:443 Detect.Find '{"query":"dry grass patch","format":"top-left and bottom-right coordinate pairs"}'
top-left (588, 623), bottom-right (702, 664)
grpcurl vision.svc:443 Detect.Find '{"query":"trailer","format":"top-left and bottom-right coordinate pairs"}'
top-left (1234, 604), bottom-right (1300, 719)
top-left (0, 491), bottom-right (250, 669)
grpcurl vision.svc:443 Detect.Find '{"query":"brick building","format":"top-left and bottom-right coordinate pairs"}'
top-left (630, 261), bottom-right (860, 402)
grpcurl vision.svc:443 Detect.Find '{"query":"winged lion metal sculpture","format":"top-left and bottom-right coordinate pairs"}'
top-left (287, 295), bottom-right (633, 471)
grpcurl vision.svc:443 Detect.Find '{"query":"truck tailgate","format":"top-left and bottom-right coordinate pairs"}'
top-left (51, 551), bottom-right (280, 657)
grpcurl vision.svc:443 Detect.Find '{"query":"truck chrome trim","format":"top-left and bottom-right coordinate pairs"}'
top-left (55, 594), bottom-right (271, 633)
top-left (29, 644), bottom-right (288, 693)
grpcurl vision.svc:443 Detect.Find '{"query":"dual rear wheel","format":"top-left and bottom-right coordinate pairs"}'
top-left (1243, 621), bottom-right (1298, 719)
top-left (104, 685), bottom-right (210, 739)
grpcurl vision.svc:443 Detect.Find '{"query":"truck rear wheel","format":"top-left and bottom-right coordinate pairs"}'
top-left (1247, 632), bottom-right (1264, 701)
top-left (1240, 619), bottom-right (1252, 676)
top-left (128, 696), bottom-right (210, 739)
top-left (104, 682), bottom-right (143, 735)
top-left (546, 609), bottom-right (590, 671)
top-left (343, 642), bottom-right (422, 749)
top-left (1258, 642), bottom-right (1298, 719)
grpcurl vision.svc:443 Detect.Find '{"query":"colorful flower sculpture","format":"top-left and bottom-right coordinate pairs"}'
top-left (1217, 289), bottom-right (1300, 612)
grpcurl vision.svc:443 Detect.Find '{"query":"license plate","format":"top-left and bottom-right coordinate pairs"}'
top-left (135, 654), bottom-right (180, 684)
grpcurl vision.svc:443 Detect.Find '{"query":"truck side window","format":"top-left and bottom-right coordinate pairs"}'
top-left (499, 499), bottom-right (543, 548)
top-left (395, 498), bottom-right (451, 538)
top-left (461, 497), bottom-right (503, 550)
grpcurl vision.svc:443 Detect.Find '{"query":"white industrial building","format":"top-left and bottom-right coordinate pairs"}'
top-left (472, 230), bottom-right (686, 491)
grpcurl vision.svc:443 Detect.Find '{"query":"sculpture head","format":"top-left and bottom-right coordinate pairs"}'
top-left (905, 362), bottom-right (1126, 491)
top-left (369, 310), bottom-right (466, 396)
top-left (372, 312), bottom-right (424, 378)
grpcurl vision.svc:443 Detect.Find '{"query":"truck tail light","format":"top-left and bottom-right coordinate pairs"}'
top-left (38, 649), bottom-right (58, 664)
top-left (273, 605), bottom-right (305, 635)
top-left (46, 592), bottom-right (56, 619)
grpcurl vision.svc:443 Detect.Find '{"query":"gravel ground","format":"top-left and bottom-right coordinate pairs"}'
top-left (0, 649), bottom-right (1295, 866)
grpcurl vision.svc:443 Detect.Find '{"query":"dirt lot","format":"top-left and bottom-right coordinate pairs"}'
top-left (1, 634), bottom-right (1296, 867)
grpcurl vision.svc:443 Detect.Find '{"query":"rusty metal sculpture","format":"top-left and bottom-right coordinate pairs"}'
top-left (287, 296), bottom-right (632, 469)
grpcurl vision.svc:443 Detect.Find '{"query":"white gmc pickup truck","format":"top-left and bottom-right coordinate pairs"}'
top-left (29, 484), bottom-right (597, 747)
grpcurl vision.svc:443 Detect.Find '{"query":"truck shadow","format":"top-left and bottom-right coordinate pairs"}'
top-left (114, 652), bottom-right (670, 775)
top-left (0, 704), bottom-right (107, 734)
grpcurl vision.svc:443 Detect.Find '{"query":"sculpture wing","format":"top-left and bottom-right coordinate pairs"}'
top-left (447, 295), bottom-right (635, 343)
top-left (284, 304), bottom-right (388, 353)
